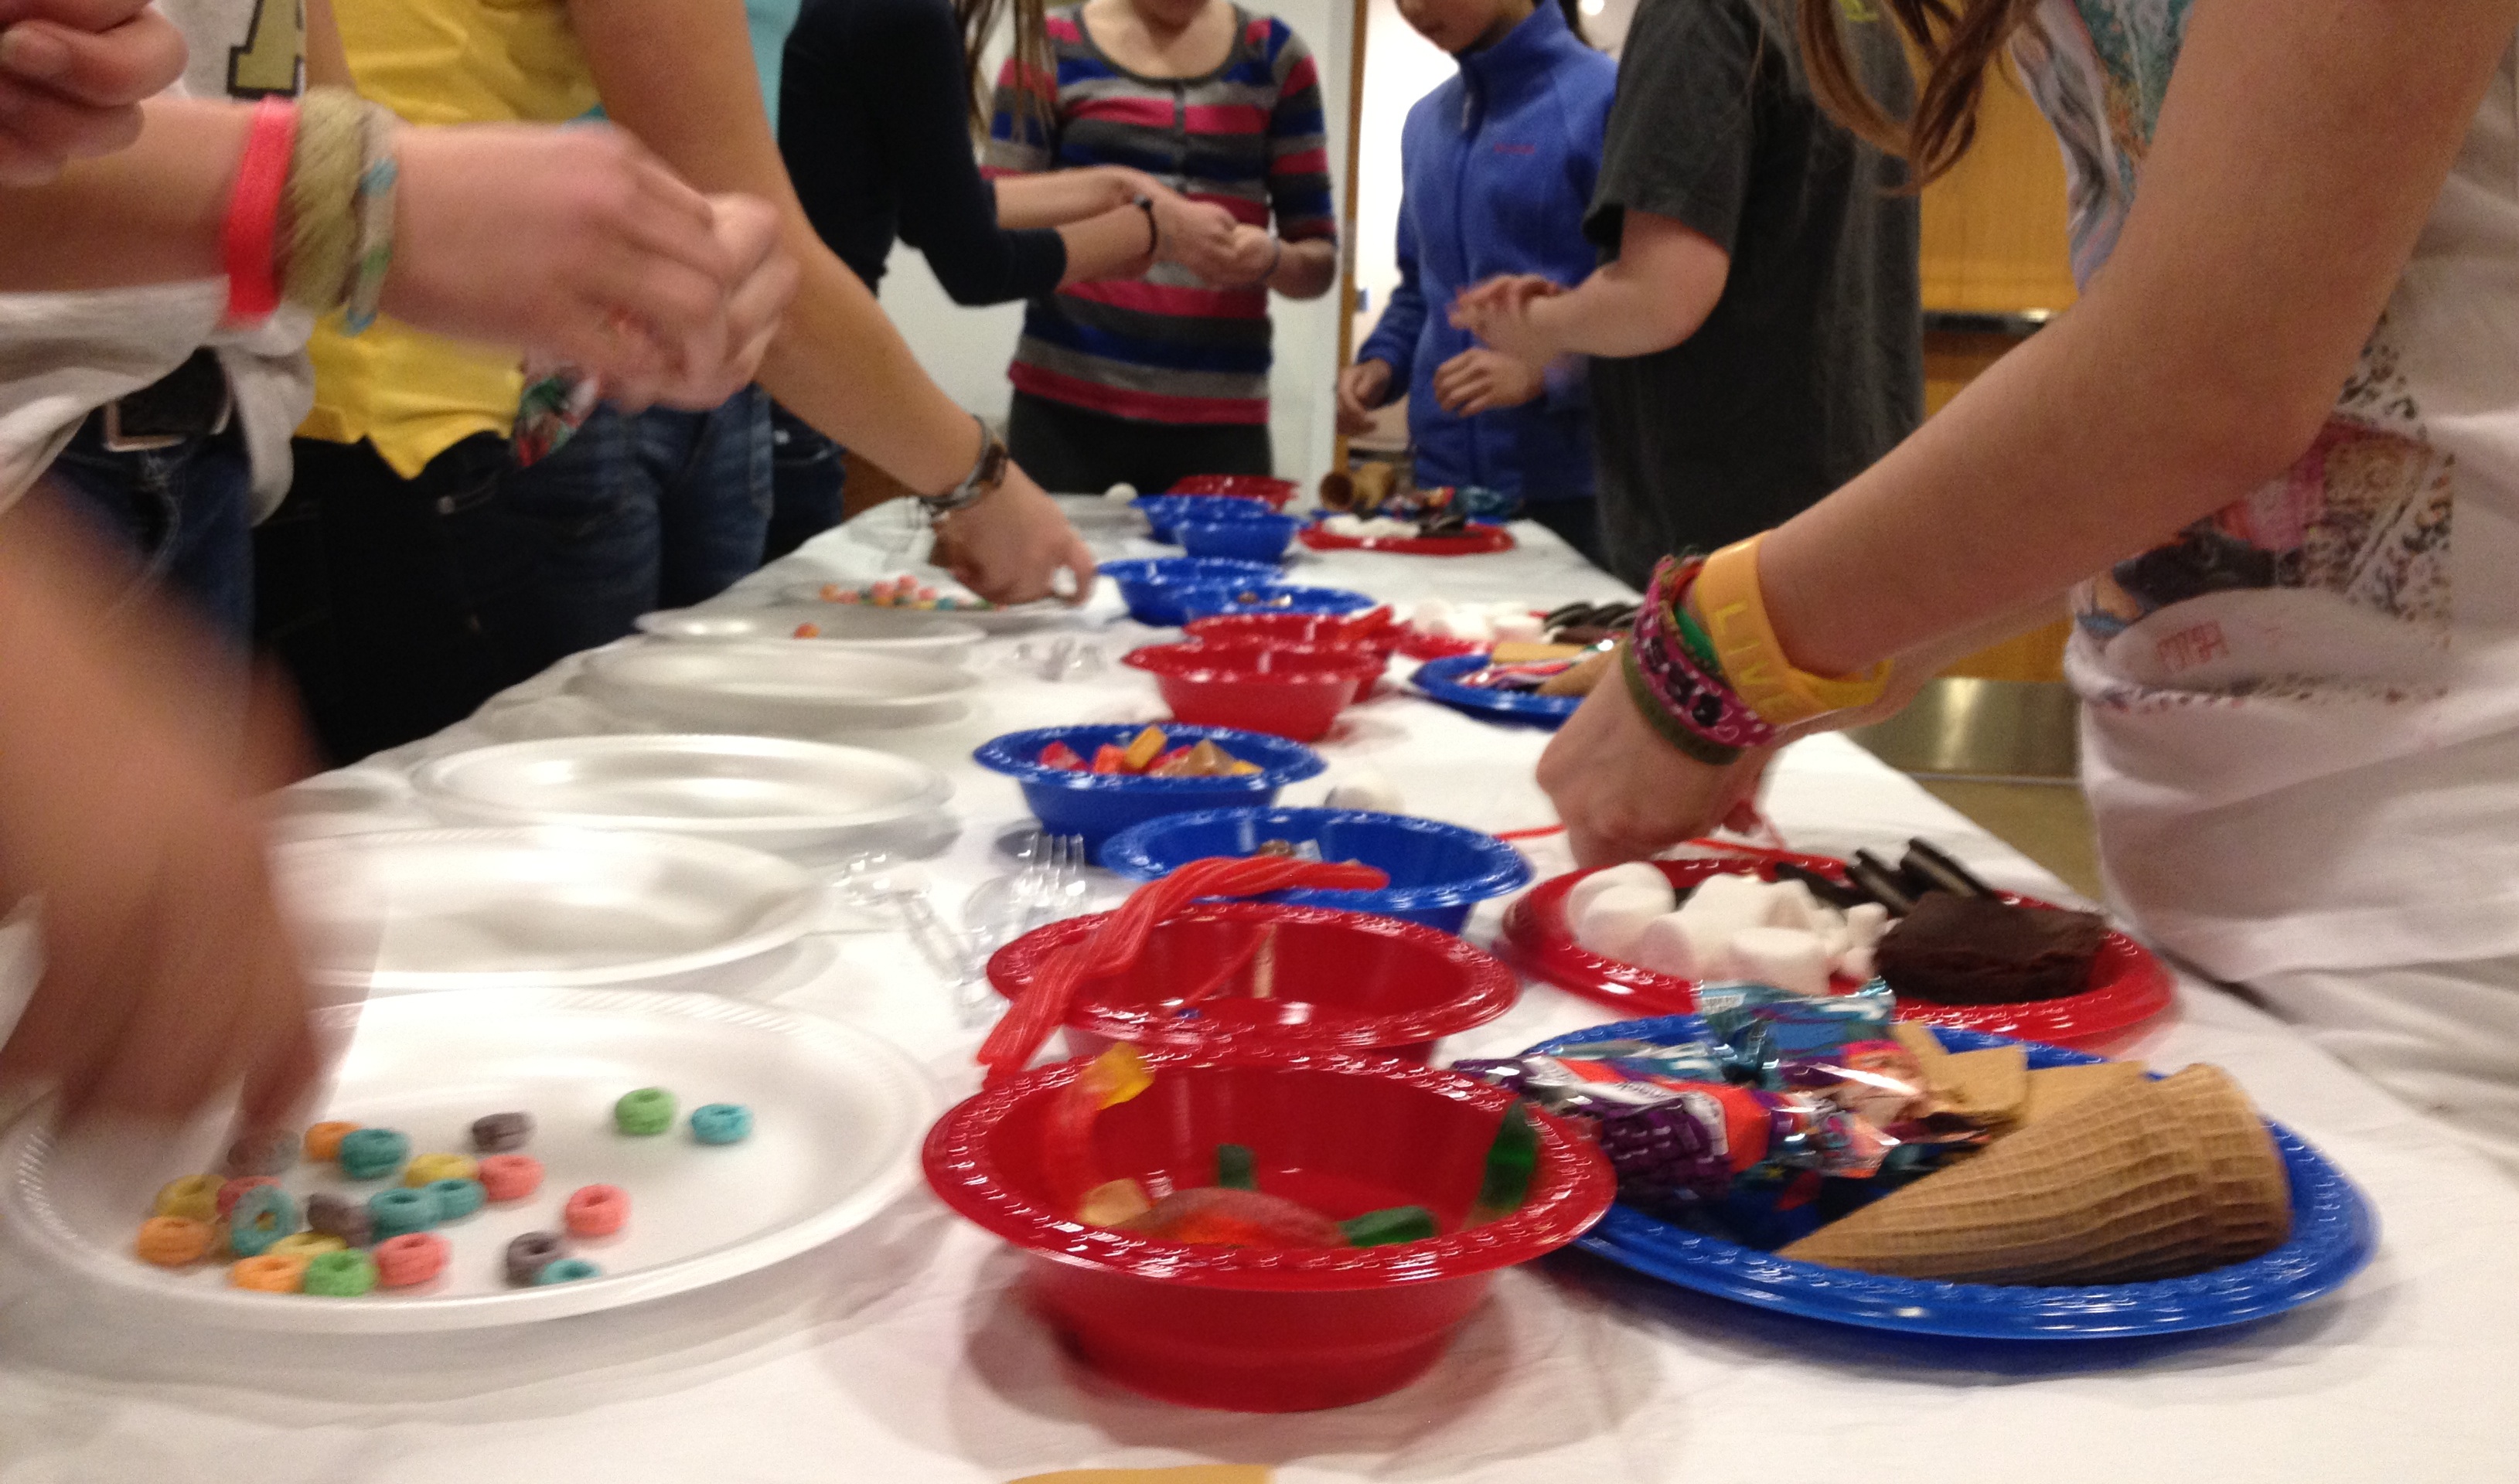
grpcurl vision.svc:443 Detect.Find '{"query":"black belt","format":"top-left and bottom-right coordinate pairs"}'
top-left (94, 348), bottom-right (233, 452)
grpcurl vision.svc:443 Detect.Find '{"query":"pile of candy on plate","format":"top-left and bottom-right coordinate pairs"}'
top-left (134, 1091), bottom-right (752, 1296)
top-left (813, 576), bottom-right (995, 611)
top-left (1057, 1046), bottom-right (1537, 1248)
top-left (1035, 725), bottom-right (1261, 778)
top-left (1457, 984), bottom-right (2291, 1283)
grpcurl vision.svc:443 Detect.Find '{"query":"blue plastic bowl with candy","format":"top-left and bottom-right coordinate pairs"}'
top-left (1099, 557), bottom-right (1283, 627)
top-left (1177, 583), bottom-right (1381, 623)
top-left (1178, 512), bottom-right (1303, 563)
top-left (1101, 806), bottom-right (1534, 934)
top-left (973, 723), bottom-right (1328, 859)
top-left (1135, 494), bottom-right (1274, 543)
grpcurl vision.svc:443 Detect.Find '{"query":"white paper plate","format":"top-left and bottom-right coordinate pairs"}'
top-left (411, 734), bottom-right (953, 856)
top-left (580, 641), bottom-right (983, 733)
top-left (274, 828), bottom-right (823, 992)
top-left (0, 989), bottom-right (932, 1331)
top-left (779, 582), bottom-right (1068, 633)
top-left (633, 605), bottom-right (984, 666)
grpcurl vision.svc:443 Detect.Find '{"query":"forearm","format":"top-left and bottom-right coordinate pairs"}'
top-left (0, 99), bottom-right (249, 289)
top-left (994, 167), bottom-right (1137, 229)
top-left (1528, 256), bottom-right (1712, 359)
top-left (756, 250), bottom-right (983, 492)
top-left (1266, 237), bottom-right (1336, 299)
top-left (1055, 205), bottom-right (1153, 286)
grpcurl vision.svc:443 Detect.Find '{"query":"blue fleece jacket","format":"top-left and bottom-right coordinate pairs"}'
top-left (1356, 2), bottom-right (1614, 503)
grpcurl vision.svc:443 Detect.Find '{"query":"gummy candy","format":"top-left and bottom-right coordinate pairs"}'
top-left (1339, 1206), bottom-right (1437, 1247)
top-left (1215, 1143), bottom-right (1257, 1191)
top-left (1467, 1102), bottom-right (1538, 1226)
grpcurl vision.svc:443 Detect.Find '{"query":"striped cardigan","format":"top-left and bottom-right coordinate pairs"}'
top-left (984, 5), bottom-right (1336, 425)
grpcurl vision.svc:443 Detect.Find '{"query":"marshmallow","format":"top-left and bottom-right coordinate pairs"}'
top-left (1730, 926), bottom-right (1833, 998)
top-left (1325, 770), bottom-right (1405, 813)
top-left (1566, 863), bottom-right (1677, 924)
top-left (1838, 945), bottom-right (1876, 983)
top-left (1843, 901), bottom-right (1890, 951)
top-left (1409, 597), bottom-right (1453, 628)
top-left (1675, 871), bottom-right (1778, 945)
top-left (1104, 482), bottom-right (1138, 501)
top-left (1577, 885), bottom-right (1678, 961)
top-left (1491, 612), bottom-right (1547, 645)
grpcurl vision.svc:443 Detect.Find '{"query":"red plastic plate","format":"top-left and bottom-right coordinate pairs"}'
top-left (1299, 522), bottom-right (1515, 556)
top-left (1495, 849), bottom-right (2176, 1050)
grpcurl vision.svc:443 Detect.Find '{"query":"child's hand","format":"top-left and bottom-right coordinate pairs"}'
top-left (1430, 347), bottom-right (1545, 415)
top-left (1336, 359), bottom-right (1392, 434)
top-left (1449, 274), bottom-right (1563, 366)
top-left (934, 466), bottom-right (1098, 607)
top-left (0, 0), bottom-right (187, 183)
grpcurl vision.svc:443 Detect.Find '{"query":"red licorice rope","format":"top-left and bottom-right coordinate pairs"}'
top-left (977, 856), bottom-right (1388, 1084)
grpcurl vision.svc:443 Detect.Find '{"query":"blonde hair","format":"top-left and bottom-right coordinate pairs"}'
top-left (1796, 0), bottom-right (2038, 186)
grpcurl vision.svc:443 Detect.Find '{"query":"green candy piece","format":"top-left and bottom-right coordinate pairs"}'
top-left (1340, 1204), bottom-right (1438, 1247)
top-left (1469, 1102), bottom-right (1539, 1223)
top-left (302, 1249), bottom-right (378, 1297)
top-left (614, 1087), bottom-right (677, 1136)
top-left (1215, 1143), bottom-right (1256, 1191)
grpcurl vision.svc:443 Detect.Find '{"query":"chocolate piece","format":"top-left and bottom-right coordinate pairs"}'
top-left (1845, 851), bottom-right (1917, 915)
top-left (222, 1130), bottom-right (296, 1177)
top-left (1874, 893), bottom-right (2108, 1006)
top-left (306, 1191), bottom-right (373, 1246)
top-left (504, 1230), bottom-right (570, 1288)
top-left (1771, 861), bottom-right (1871, 912)
top-left (470, 1111), bottom-right (534, 1153)
top-left (1904, 839), bottom-right (1996, 898)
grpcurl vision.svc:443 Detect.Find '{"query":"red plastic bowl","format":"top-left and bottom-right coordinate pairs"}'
top-left (1185, 611), bottom-right (1401, 662)
top-left (986, 901), bottom-right (1519, 1062)
top-left (1123, 640), bottom-right (1380, 741)
top-left (1494, 849), bottom-right (2176, 1053)
top-left (921, 1046), bottom-right (1616, 1411)
top-left (1298, 522), bottom-right (1516, 556)
top-left (1168, 475), bottom-right (1299, 510)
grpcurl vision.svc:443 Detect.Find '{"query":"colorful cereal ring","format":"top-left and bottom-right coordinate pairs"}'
top-left (302, 1249), bottom-right (378, 1297)
top-left (136, 1216), bottom-right (214, 1266)
top-left (614, 1088), bottom-right (676, 1136)
top-left (215, 1175), bottom-right (278, 1219)
top-left (477, 1154), bottom-right (544, 1203)
top-left (563, 1184), bottom-right (629, 1238)
top-left (503, 1230), bottom-right (568, 1287)
top-left (402, 1152), bottom-right (479, 1188)
top-left (470, 1111), bottom-right (533, 1153)
top-left (337, 1128), bottom-right (410, 1180)
top-left (533, 1258), bottom-right (602, 1285)
top-left (268, 1232), bottom-right (346, 1261)
top-left (303, 1121), bottom-right (360, 1162)
top-left (426, 1177), bottom-right (486, 1222)
top-left (153, 1174), bottom-right (222, 1224)
top-left (372, 1233), bottom-right (447, 1288)
top-left (230, 1253), bottom-right (308, 1292)
top-left (689, 1104), bottom-right (752, 1145)
top-left (305, 1192), bottom-right (373, 1246)
top-left (223, 1130), bottom-right (297, 1177)
top-left (225, 1184), bottom-right (298, 1258)
top-left (366, 1187), bottom-right (438, 1241)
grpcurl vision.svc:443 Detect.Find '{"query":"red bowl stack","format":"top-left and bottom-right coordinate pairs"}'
top-left (1167, 474), bottom-right (1300, 509)
top-left (1123, 639), bottom-right (1382, 741)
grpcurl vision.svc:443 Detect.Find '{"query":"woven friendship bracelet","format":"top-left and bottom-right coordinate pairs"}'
top-left (1621, 556), bottom-right (1778, 759)
top-left (343, 103), bottom-right (401, 334)
top-left (1620, 644), bottom-right (1745, 767)
top-left (280, 87), bottom-right (366, 313)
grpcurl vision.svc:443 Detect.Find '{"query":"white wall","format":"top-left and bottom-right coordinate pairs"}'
top-left (880, 0), bottom-right (1359, 494)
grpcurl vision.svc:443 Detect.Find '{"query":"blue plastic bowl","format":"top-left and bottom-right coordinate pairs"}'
top-left (1178, 513), bottom-right (1300, 563)
top-left (1135, 495), bottom-right (1273, 543)
top-left (1177, 584), bottom-right (1380, 622)
top-left (972, 725), bottom-right (1328, 859)
top-left (1099, 557), bottom-right (1283, 627)
top-left (1101, 806), bottom-right (1534, 934)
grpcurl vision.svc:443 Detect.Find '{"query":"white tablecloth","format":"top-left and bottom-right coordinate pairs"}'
top-left (2, 505), bottom-right (2511, 1482)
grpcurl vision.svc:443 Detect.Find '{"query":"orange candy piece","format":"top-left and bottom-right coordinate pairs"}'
top-left (230, 1253), bottom-right (310, 1292)
top-left (303, 1122), bottom-right (359, 1162)
top-left (563, 1183), bottom-right (629, 1238)
top-left (136, 1217), bottom-right (216, 1267)
top-left (373, 1233), bottom-right (448, 1288)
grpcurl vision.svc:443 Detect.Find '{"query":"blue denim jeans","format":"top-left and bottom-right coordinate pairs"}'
top-left (765, 400), bottom-right (845, 562)
top-left (43, 418), bottom-right (254, 642)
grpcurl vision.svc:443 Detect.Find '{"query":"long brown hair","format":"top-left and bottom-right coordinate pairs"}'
top-left (958, 0), bottom-right (1055, 134)
top-left (1797, 0), bottom-right (2037, 186)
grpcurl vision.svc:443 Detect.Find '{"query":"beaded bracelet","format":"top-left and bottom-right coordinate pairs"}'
top-left (1618, 556), bottom-right (1780, 765)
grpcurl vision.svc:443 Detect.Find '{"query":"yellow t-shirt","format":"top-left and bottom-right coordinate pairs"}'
top-left (299, 0), bottom-right (602, 477)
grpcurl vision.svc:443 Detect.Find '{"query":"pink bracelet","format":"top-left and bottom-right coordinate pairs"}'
top-left (221, 97), bottom-right (296, 326)
top-left (1624, 557), bottom-right (1778, 761)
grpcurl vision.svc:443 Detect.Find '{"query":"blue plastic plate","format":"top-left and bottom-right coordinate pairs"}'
top-left (1522, 1015), bottom-right (2378, 1340)
top-left (1410, 654), bottom-right (1580, 729)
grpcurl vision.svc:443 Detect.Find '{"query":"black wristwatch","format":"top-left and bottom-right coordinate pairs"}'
top-left (1133, 192), bottom-right (1161, 257)
top-left (919, 414), bottom-right (1010, 519)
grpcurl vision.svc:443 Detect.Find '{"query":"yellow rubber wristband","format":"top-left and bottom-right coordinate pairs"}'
top-left (1692, 534), bottom-right (1890, 727)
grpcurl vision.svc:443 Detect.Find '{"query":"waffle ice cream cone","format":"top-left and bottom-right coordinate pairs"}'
top-left (1778, 1064), bottom-right (2288, 1285)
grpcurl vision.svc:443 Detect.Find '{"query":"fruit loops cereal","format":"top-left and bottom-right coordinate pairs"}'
top-left (230, 1254), bottom-right (308, 1292)
top-left (564, 1184), bottom-right (629, 1238)
top-left (304, 1249), bottom-right (378, 1297)
top-left (403, 1152), bottom-right (479, 1187)
top-left (216, 1175), bottom-right (278, 1219)
top-left (268, 1232), bottom-right (346, 1261)
top-left (534, 1258), bottom-right (602, 1285)
top-left (223, 1130), bottom-right (297, 1177)
top-left (478, 1154), bottom-right (544, 1203)
top-left (153, 1174), bottom-right (220, 1224)
top-left (306, 1192), bottom-right (373, 1246)
top-left (135, 1217), bottom-right (214, 1267)
top-left (367, 1188), bottom-right (438, 1241)
top-left (303, 1122), bottom-right (359, 1162)
top-left (614, 1088), bottom-right (676, 1136)
top-left (226, 1185), bottom-right (298, 1258)
top-left (338, 1127), bottom-right (409, 1180)
top-left (470, 1111), bottom-right (533, 1153)
top-left (689, 1104), bottom-right (752, 1145)
top-left (504, 1230), bottom-right (568, 1287)
top-left (427, 1177), bottom-right (487, 1222)
top-left (373, 1233), bottom-right (447, 1288)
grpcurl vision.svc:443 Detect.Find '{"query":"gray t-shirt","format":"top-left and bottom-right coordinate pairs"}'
top-left (1583, 0), bottom-right (1922, 587)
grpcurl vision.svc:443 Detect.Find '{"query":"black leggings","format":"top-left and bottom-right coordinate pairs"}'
top-left (1005, 390), bottom-right (1273, 495)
